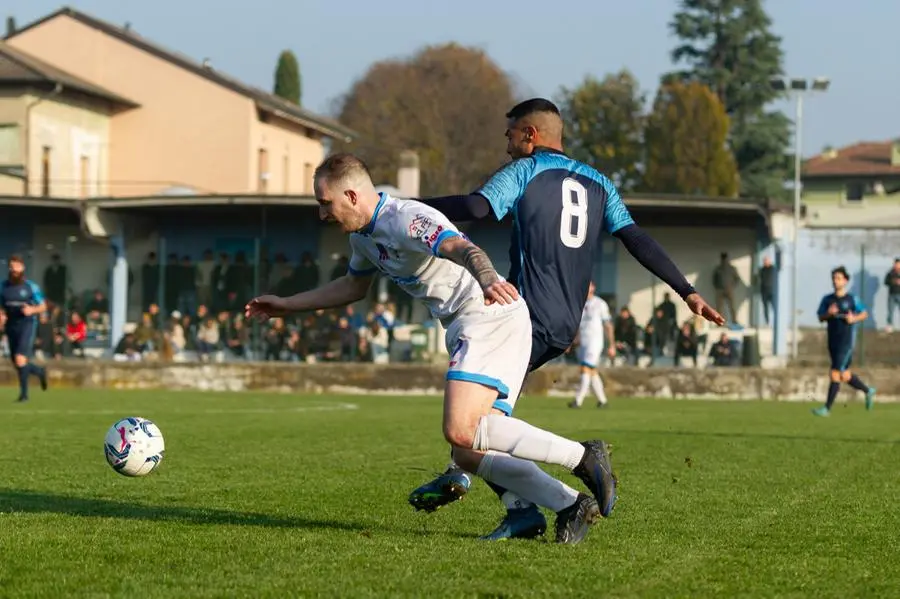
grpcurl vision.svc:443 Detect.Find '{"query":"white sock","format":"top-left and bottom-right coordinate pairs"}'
top-left (574, 373), bottom-right (590, 406)
top-left (477, 451), bottom-right (578, 512)
top-left (472, 414), bottom-right (586, 470)
top-left (591, 373), bottom-right (607, 405)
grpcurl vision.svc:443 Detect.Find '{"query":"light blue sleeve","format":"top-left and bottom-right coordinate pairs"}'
top-left (27, 280), bottom-right (44, 304)
top-left (474, 158), bottom-right (534, 220)
top-left (600, 180), bottom-right (635, 234)
top-left (853, 295), bottom-right (867, 313)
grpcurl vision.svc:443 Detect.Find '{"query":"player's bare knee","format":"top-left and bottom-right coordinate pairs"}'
top-left (841, 371), bottom-right (852, 383)
top-left (829, 370), bottom-right (841, 383)
top-left (13, 355), bottom-right (27, 368)
top-left (442, 422), bottom-right (475, 449)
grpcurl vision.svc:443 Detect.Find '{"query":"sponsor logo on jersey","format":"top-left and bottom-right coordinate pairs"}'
top-left (408, 214), bottom-right (432, 238)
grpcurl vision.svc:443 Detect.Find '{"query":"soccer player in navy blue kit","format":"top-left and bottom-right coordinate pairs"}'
top-left (408, 99), bottom-right (724, 540)
top-left (812, 266), bottom-right (876, 417)
top-left (1, 255), bottom-right (49, 402)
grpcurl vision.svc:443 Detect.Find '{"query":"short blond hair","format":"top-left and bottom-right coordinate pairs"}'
top-left (314, 153), bottom-right (373, 189)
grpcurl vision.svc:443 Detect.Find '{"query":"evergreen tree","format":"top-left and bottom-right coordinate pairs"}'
top-left (274, 50), bottom-right (301, 105)
top-left (668, 0), bottom-right (790, 198)
top-left (644, 81), bottom-right (738, 197)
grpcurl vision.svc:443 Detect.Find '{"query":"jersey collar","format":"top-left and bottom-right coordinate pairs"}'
top-left (358, 192), bottom-right (388, 236)
top-left (531, 146), bottom-right (566, 157)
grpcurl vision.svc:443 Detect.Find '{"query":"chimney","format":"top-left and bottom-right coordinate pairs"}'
top-left (397, 150), bottom-right (420, 198)
top-left (892, 140), bottom-right (900, 167)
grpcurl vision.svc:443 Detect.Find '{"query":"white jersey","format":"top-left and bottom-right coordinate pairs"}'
top-left (347, 193), bottom-right (483, 323)
top-left (579, 295), bottom-right (611, 344)
top-left (577, 295), bottom-right (611, 368)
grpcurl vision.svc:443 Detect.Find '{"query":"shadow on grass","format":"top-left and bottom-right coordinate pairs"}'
top-left (0, 488), bottom-right (483, 540)
top-left (0, 488), bottom-right (374, 533)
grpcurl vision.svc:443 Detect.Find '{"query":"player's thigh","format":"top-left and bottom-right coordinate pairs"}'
top-left (8, 326), bottom-right (32, 366)
top-left (442, 381), bottom-right (500, 448)
top-left (443, 302), bottom-right (532, 441)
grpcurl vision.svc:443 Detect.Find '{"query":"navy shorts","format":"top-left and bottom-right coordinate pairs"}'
top-left (528, 326), bottom-right (568, 373)
top-left (828, 343), bottom-right (854, 372)
top-left (6, 322), bottom-right (36, 359)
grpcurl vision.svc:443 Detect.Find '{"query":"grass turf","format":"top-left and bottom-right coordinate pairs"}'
top-left (0, 389), bottom-right (897, 598)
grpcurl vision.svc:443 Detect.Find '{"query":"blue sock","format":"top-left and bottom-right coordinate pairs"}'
top-left (825, 382), bottom-right (840, 410)
top-left (848, 375), bottom-right (870, 394)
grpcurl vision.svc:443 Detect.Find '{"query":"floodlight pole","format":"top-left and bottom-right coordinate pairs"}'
top-left (791, 92), bottom-right (802, 360)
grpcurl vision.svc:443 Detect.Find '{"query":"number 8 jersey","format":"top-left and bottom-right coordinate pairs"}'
top-left (475, 148), bottom-right (634, 351)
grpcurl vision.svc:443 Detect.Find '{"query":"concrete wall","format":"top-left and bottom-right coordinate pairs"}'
top-left (2, 361), bottom-right (897, 401)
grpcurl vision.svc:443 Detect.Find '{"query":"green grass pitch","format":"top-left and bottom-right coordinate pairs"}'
top-left (0, 389), bottom-right (897, 598)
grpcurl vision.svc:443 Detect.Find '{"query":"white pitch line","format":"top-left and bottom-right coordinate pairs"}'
top-left (2, 403), bottom-right (359, 416)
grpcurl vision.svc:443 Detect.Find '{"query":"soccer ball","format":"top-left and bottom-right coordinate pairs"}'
top-left (104, 417), bottom-right (166, 477)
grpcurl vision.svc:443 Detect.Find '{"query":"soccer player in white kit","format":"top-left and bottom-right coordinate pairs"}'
top-left (570, 281), bottom-right (614, 408)
top-left (245, 153), bottom-right (614, 544)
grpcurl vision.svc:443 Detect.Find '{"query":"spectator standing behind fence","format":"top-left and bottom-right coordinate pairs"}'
top-left (885, 259), bottom-right (900, 331)
top-left (757, 256), bottom-right (776, 325)
top-left (211, 253), bottom-right (230, 313)
top-left (295, 252), bottom-right (320, 292)
top-left (196, 250), bottom-right (215, 309)
top-left (141, 252), bottom-right (159, 310)
top-left (655, 292), bottom-right (677, 344)
top-left (713, 252), bottom-right (742, 325)
top-left (43, 254), bottom-right (67, 307)
top-left (614, 306), bottom-right (638, 365)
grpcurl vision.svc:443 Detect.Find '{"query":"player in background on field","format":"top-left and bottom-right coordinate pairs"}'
top-left (570, 281), bottom-right (614, 409)
top-left (812, 266), bottom-right (876, 417)
top-left (0, 255), bottom-right (49, 402)
top-left (246, 153), bottom-right (615, 544)
top-left (408, 98), bottom-right (724, 541)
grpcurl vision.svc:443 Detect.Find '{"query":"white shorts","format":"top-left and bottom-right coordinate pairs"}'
top-left (445, 298), bottom-right (532, 416)
top-left (577, 335), bottom-right (605, 369)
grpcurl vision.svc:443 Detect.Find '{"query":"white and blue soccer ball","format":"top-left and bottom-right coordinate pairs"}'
top-left (104, 417), bottom-right (166, 477)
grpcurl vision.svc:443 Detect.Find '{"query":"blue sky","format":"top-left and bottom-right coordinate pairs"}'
top-left (5, 1), bottom-right (898, 156)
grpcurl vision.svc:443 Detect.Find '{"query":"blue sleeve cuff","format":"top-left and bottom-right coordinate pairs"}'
top-left (347, 266), bottom-right (376, 277)
top-left (432, 230), bottom-right (460, 257)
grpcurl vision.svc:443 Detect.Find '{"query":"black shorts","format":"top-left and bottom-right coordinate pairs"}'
top-left (528, 326), bottom-right (568, 373)
top-left (6, 321), bottom-right (36, 359)
top-left (828, 343), bottom-right (854, 372)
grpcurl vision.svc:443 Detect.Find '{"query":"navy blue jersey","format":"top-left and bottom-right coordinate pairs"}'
top-left (476, 148), bottom-right (634, 349)
top-left (1, 279), bottom-right (44, 329)
top-left (817, 292), bottom-right (865, 351)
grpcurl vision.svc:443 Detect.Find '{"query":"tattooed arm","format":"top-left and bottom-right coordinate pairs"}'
top-left (437, 235), bottom-right (518, 305)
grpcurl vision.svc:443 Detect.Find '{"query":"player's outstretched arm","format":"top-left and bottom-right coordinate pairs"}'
top-left (416, 194), bottom-right (493, 222)
top-left (437, 235), bottom-right (518, 305)
top-left (613, 224), bottom-right (725, 325)
top-left (245, 274), bottom-right (372, 321)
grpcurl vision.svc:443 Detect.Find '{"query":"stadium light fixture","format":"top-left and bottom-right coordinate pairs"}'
top-left (771, 76), bottom-right (831, 360)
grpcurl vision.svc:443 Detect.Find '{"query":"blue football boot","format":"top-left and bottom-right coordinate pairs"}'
top-left (479, 505), bottom-right (547, 541)
top-left (408, 466), bottom-right (472, 513)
